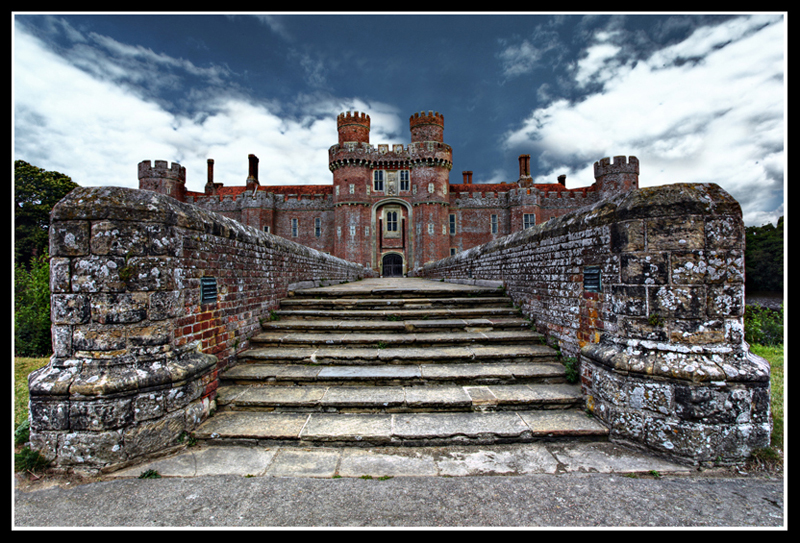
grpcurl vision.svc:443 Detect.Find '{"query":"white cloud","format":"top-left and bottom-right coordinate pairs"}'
top-left (503, 15), bottom-right (785, 226)
top-left (13, 20), bottom-right (404, 194)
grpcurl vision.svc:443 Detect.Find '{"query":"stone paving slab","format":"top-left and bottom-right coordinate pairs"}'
top-left (108, 441), bottom-right (695, 480)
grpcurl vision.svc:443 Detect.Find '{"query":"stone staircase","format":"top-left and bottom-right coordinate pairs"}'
top-left (194, 278), bottom-right (608, 447)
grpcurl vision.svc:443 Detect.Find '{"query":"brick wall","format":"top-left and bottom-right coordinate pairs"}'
top-left (29, 186), bottom-right (373, 471)
top-left (415, 182), bottom-right (772, 464)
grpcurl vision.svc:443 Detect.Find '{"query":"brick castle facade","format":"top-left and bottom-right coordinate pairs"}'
top-left (138, 110), bottom-right (639, 276)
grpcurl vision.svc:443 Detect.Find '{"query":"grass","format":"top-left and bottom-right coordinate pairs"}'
top-left (750, 343), bottom-right (784, 453)
top-left (14, 356), bottom-right (49, 430)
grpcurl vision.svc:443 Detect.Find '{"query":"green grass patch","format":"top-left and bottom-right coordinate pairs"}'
top-left (14, 356), bottom-right (49, 430)
top-left (750, 343), bottom-right (784, 452)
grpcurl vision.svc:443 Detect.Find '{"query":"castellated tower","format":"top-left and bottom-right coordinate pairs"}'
top-left (410, 110), bottom-right (444, 143)
top-left (337, 111), bottom-right (371, 146)
top-left (138, 160), bottom-right (186, 202)
top-left (330, 112), bottom-right (372, 266)
top-left (593, 156), bottom-right (639, 201)
top-left (408, 111), bottom-right (451, 267)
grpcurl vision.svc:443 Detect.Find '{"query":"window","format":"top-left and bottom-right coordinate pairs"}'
top-left (451, 248), bottom-right (457, 256)
top-left (386, 211), bottom-right (398, 232)
top-left (373, 170), bottom-right (384, 191)
top-left (491, 214), bottom-right (498, 234)
top-left (350, 225), bottom-right (356, 237)
top-left (449, 214), bottom-right (456, 235)
top-left (263, 226), bottom-right (270, 234)
top-left (315, 217), bottom-right (322, 238)
top-left (349, 184), bottom-right (354, 194)
top-left (428, 223), bottom-right (434, 235)
top-left (524, 213), bottom-right (535, 229)
top-left (291, 218), bottom-right (298, 237)
top-left (400, 170), bottom-right (410, 191)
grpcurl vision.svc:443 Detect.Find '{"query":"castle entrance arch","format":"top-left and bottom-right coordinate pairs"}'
top-left (372, 198), bottom-right (413, 273)
top-left (382, 253), bottom-right (404, 277)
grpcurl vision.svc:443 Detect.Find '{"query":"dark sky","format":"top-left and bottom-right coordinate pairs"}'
top-left (14, 12), bottom-right (785, 226)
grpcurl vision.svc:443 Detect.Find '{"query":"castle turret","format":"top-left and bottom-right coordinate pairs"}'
top-left (593, 156), bottom-right (639, 200)
top-left (337, 111), bottom-right (370, 146)
top-left (138, 160), bottom-right (186, 202)
top-left (410, 111), bottom-right (444, 143)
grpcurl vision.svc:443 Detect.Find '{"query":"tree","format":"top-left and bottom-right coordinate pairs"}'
top-left (14, 252), bottom-right (52, 356)
top-left (745, 216), bottom-right (784, 293)
top-left (14, 160), bottom-right (79, 269)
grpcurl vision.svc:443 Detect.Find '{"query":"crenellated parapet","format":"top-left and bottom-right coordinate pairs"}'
top-left (593, 155), bottom-right (639, 200)
top-left (138, 160), bottom-right (187, 201)
top-left (409, 111), bottom-right (444, 143)
top-left (328, 141), bottom-right (453, 171)
top-left (337, 111), bottom-right (371, 146)
top-left (593, 155), bottom-right (639, 178)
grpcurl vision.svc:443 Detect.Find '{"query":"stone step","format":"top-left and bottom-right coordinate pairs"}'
top-left (248, 329), bottom-right (546, 349)
top-left (236, 344), bottom-right (559, 366)
top-left (193, 408), bottom-right (609, 446)
top-left (221, 360), bottom-right (569, 386)
top-left (272, 306), bottom-right (523, 320)
top-left (288, 285), bottom-right (507, 300)
top-left (279, 296), bottom-right (513, 310)
top-left (260, 317), bottom-right (534, 333)
top-left (216, 383), bottom-right (583, 413)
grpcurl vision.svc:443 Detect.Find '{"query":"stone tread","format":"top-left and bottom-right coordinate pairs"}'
top-left (237, 344), bottom-right (559, 365)
top-left (249, 329), bottom-right (546, 347)
top-left (260, 317), bottom-right (534, 332)
top-left (216, 382), bottom-right (583, 411)
top-left (279, 296), bottom-right (513, 306)
top-left (221, 361), bottom-right (567, 384)
top-left (273, 307), bottom-right (523, 319)
top-left (193, 408), bottom-right (609, 444)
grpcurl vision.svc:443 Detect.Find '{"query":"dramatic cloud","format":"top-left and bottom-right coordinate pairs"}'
top-left (502, 14), bottom-right (784, 226)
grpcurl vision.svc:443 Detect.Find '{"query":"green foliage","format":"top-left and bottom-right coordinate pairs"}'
top-left (14, 160), bottom-right (79, 269)
top-left (14, 252), bottom-right (52, 357)
top-left (744, 303), bottom-right (784, 346)
top-left (562, 357), bottom-right (579, 384)
top-left (138, 469), bottom-right (162, 479)
top-left (15, 447), bottom-right (50, 473)
top-left (745, 217), bottom-right (784, 293)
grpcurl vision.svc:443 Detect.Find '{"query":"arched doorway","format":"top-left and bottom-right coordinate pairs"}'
top-left (382, 253), bottom-right (404, 277)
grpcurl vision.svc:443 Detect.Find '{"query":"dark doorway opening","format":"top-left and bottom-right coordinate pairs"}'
top-left (382, 253), bottom-right (404, 277)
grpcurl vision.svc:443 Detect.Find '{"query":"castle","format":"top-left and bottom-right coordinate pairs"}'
top-left (138, 110), bottom-right (639, 276)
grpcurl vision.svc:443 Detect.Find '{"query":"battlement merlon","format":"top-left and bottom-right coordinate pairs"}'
top-left (593, 155), bottom-right (639, 178)
top-left (409, 110), bottom-right (444, 128)
top-left (138, 160), bottom-right (186, 182)
top-left (328, 142), bottom-right (453, 171)
top-left (337, 111), bottom-right (371, 129)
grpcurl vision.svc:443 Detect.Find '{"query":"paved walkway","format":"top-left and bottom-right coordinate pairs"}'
top-left (14, 441), bottom-right (785, 528)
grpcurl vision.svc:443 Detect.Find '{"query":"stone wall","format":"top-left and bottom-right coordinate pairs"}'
top-left (29, 186), bottom-right (373, 472)
top-left (415, 182), bottom-right (771, 465)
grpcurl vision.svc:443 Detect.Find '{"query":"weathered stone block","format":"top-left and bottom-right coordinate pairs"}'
top-left (51, 294), bottom-right (91, 325)
top-left (123, 410), bottom-right (186, 457)
top-left (49, 221), bottom-right (90, 257)
top-left (620, 253), bottom-right (668, 285)
top-left (59, 430), bottom-right (126, 467)
top-left (646, 216), bottom-right (705, 251)
top-left (90, 220), bottom-right (149, 256)
top-left (70, 255), bottom-right (128, 292)
top-left (69, 397), bottom-right (134, 431)
top-left (649, 285), bottom-right (705, 319)
top-left (89, 292), bottom-right (149, 324)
